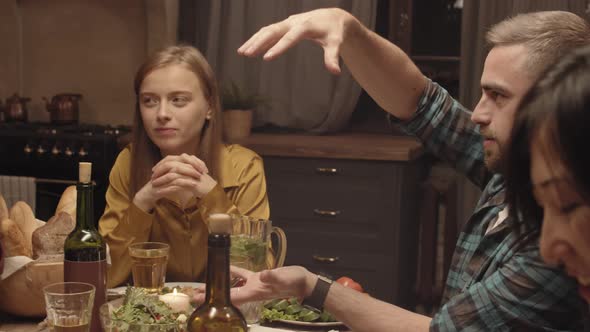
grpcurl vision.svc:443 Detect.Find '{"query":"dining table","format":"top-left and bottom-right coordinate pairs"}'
top-left (0, 314), bottom-right (349, 332)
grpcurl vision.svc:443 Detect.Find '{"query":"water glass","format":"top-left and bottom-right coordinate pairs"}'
top-left (43, 282), bottom-right (95, 332)
top-left (128, 242), bottom-right (170, 293)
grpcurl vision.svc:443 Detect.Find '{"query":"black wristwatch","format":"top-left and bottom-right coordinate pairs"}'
top-left (302, 274), bottom-right (333, 311)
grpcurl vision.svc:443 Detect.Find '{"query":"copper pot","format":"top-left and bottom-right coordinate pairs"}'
top-left (43, 93), bottom-right (82, 124)
top-left (3, 93), bottom-right (30, 122)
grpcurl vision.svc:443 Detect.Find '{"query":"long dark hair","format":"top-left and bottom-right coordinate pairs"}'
top-left (505, 45), bottom-right (590, 229)
top-left (129, 45), bottom-right (223, 200)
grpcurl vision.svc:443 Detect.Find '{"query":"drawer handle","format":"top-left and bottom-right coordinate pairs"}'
top-left (315, 167), bottom-right (339, 175)
top-left (313, 209), bottom-right (341, 217)
top-left (312, 254), bottom-right (339, 264)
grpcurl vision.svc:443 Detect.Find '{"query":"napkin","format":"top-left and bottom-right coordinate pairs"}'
top-left (0, 255), bottom-right (34, 280)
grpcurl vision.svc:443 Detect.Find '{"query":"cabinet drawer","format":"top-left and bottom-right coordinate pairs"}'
top-left (264, 157), bottom-right (404, 225)
top-left (278, 223), bottom-right (381, 252)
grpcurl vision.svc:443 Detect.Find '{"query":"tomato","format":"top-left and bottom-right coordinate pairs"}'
top-left (336, 276), bottom-right (364, 293)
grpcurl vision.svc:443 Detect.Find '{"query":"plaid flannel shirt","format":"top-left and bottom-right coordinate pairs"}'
top-left (393, 80), bottom-right (584, 331)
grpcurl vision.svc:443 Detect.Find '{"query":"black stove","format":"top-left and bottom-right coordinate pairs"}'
top-left (0, 122), bottom-right (131, 222)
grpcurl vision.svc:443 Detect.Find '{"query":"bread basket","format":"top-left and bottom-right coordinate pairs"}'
top-left (0, 258), bottom-right (63, 317)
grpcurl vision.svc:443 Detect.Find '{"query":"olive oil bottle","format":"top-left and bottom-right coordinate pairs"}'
top-left (63, 162), bottom-right (107, 332)
top-left (188, 214), bottom-right (247, 332)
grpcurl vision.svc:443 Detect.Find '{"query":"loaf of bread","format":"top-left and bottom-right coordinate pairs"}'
top-left (0, 195), bottom-right (7, 221)
top-left (10, 201), bottom-right (37, 255)
top-left (0, 218), bottom-right (31, 257)
top-left (55, 186), bottom-right (76, 219)
top-left (32, 212), bottom-right (75, 259)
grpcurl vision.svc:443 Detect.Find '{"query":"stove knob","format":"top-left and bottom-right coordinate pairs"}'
top-left (78, 147), bottom-right (88, 157)
top-left (36, 145), bottom-right (46, 155)
top-left (24, 144), bottom-right (32, 154)
top-left (51, 146), bottom-right (61, 156)
top-left (64, 147), bottom-right (74, 157)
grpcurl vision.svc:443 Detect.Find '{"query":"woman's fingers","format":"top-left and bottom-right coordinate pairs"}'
top-left (152, 179), bottom-right (197, 195)
top-left (179, 154), bottom-right (208, 174)
top-left (152, 154), bottom-right (208, 177)
top-left (152, 161), bottom-right (203, 181)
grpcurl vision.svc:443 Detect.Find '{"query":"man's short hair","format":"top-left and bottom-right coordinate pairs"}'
top-left (487, 11), bottom-right (590, 78)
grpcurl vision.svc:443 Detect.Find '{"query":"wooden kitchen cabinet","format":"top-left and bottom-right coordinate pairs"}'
top-left (388, 0), bottom-right (461, 97)
top-left (242, 133), bottom-right (428, 309)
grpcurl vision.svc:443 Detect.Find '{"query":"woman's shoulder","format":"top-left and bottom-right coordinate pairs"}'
top-left (109, 145), bottom-right (132, 179)
top-left (114, 145), bottom-right (132, 165)
top-left (222, 143), bottom-right (262, 164)
top-left (218, 144), bottom-right (264, 187)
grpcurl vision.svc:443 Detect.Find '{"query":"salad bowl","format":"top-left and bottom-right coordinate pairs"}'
top-left (100, 293), bottom-right (188, 332)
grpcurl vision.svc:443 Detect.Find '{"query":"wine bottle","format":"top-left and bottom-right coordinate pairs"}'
top-left (64, 162), bottom-right (107, 332)
top-left (188, 214), bottom-right (247, 332)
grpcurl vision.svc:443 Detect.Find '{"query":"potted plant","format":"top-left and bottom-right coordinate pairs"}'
top-left (220, 81), bottom-right (267, 142)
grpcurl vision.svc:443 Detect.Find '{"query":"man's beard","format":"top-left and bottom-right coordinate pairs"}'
top-left (483, 144), bottom-right (504, 173)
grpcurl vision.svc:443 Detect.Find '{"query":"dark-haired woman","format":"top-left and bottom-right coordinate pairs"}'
top-left (506, 45), bottom-right (590, 304)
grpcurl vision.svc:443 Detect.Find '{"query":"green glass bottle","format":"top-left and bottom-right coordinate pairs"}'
top-left (63, 162), bottom-right (107, 332)
top-left (188, 214), bottom-right (247, 332)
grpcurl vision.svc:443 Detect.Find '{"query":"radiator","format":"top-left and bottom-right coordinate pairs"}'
top-left (0, 175), bottom-right (36, 212)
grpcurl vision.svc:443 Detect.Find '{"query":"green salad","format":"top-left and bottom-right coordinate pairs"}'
top-left (108, 287), bottom-right (187, 331)
top-left (261, 298), bottom-right (337, 323)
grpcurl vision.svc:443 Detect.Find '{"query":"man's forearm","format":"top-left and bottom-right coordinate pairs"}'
top-left (341, 15), bottom-right (427, 120)
top-left (323, 282), bottom-right (431, 332)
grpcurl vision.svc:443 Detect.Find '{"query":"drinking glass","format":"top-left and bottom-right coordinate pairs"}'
top-left (43, 282), bottom-right (95, 332)
top-left (226, 215), bottom-right (286, 324)
top-left (128, 242), bottom-right (170, 293)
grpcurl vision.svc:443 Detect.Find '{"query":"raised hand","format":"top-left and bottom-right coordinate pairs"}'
top-left (238, 8), bottom-right (356, 75)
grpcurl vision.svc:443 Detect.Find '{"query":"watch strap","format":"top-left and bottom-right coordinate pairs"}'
top-left (303, 274), bottom-right (333, 311)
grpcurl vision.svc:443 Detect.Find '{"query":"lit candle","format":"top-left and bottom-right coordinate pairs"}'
top-left (159, 288), bottom-right (191, 313)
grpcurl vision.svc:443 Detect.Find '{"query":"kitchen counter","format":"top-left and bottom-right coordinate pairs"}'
top-left (239, 132), bottom-right (424, 161)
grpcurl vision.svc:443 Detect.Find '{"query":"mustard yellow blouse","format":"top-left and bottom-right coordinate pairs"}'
top-left (99, 144), bottom-right (270, 288)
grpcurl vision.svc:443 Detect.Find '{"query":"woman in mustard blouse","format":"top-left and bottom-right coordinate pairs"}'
top-left (99, 45), bottom-right (270, 288)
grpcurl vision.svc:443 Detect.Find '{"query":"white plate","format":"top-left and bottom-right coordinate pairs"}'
top-left (275, 319), bottom-right (345, 328)
top-left (108, 282), bottom-right (204, 296)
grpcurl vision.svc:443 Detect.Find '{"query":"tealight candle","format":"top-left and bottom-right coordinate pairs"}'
top-left (159, 288), bottom-right (191, 313)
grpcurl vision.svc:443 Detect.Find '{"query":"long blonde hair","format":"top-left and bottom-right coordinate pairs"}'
top-left (129, 45), bottom-right (223, 199)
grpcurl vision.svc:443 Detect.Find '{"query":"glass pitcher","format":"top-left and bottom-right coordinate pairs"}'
top-left (227, 214), bottom-right (286, 271)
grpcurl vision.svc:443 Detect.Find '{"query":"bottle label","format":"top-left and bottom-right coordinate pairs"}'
top-left (64, 259), bottom-right (107, 332)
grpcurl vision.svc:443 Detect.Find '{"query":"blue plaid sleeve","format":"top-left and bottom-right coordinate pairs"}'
top-left (431, 241), bottom-right (583, 331)
top-left (391, 79), bottom-right (489, 189)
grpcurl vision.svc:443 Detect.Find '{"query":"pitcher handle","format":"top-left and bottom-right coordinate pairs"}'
top-left (270, 226), bottom-right (287, 268)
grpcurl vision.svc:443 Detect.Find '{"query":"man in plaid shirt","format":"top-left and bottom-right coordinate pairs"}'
top-left (223, 8), bottom-right (590, 331)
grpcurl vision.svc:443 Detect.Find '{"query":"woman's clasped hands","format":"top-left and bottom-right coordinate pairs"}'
top-left (135, 153), bottom-right (217, 211)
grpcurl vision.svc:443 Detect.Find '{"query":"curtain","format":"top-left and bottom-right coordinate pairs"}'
top-left (145, 0), bottom-right (179, 54)
top-left (178, 0), bottom-right (377, 133)
top-left (455, 0), bottom-right (590, 228)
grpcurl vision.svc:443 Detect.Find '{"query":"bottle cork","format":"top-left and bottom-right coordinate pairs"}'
top-left (79, 162), bottom-right (92, 184)
top-left (208, 213), bottom-right (233, 234)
